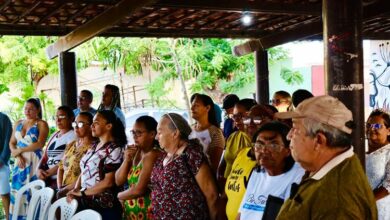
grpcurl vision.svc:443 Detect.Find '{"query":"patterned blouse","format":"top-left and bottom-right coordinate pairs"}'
top-left (150, 141), bottom-right (210, 219)
top-left (80, 141), bottom-right (123, 188)
top-left (58, 140), bottom-right (92, 186)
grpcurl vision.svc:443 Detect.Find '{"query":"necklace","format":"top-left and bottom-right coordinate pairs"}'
top-left (163, 146), bottom-right (181, 166)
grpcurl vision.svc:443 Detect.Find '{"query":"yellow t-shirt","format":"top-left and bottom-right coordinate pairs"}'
top-left (225, 147), bottom-right (257, 220)
top-left (224, 131), bottom-right (252, 178)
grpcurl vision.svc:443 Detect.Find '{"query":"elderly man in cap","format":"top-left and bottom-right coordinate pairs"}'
top-left (275, 95), bottom-right (377, 220)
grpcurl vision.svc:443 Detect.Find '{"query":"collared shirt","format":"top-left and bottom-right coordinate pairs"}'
top-left (276, 147), bottom-right (378, 220)
top-left (311, 147), bottom-right (354, 180)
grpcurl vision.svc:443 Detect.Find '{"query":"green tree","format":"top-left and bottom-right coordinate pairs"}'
top-left (280, 67), bottom-right (304, 85)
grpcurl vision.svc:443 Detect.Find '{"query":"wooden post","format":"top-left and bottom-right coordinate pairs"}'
top-left (323, 0), bottom-right (365, 165)
top-left (255, 50), bottom-right (269, 105)
top-left (59, 52), bottom-right (77, 109)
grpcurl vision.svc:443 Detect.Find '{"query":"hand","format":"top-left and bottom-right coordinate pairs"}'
top-left (16, 156), bottom-right (26, 169)
top-left (11, 148), bottom-right (22, 157)
top-left (56, 187), bottom-right (70, 199)
top-left (124, 145), bottom-right (138, 162)
top-left (66, 189), bottom-right (81, 203)
top-left (37, 169), bottom-right (48, 180)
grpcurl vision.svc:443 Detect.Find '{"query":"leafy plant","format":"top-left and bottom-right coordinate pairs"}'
top-left (280, 67), bottom-right (304, 85)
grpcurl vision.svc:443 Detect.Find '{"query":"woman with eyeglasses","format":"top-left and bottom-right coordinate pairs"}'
top-left (236, 121), bottom-right (304, 220)
top-left (190, 93), bottom-right (225, 174)
top-left (116, 116), bottom-right (162, 220)
top-left (224, 104), bottom-right (275, 220)
top-left (37, 105), bottom-right (76, 189)
top-left (9, 98), bottom-right (49, 220)
top-left (151, 113), bottom-right (218, 219)
top-left (67, 110), bottom-right (126, 220)
top-left (365, 109), bottom-right (390, 220)
top-left (56, 112), bottom-right (95, 199)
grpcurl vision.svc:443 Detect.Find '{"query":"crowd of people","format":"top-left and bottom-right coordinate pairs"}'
top-left (0, 86), bottom-right (388, 220)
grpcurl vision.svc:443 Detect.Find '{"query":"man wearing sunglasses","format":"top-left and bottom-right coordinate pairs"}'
top-left (275, 95), bottom-right (377, 220)
top-left (73, 90), bottom-right (97, 117)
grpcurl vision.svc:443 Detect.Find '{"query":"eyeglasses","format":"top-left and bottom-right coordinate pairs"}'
top-left (232, 113), bottom-right (245, 121)
top-left (54, 115), bottom-right (67, 120)
top-left (72, 121), bottom-right (89, 129)
top-left (77, 96), bottom-right (87, 101)
top-left (243, 117), bottom-right (263, 125)
top-left (366, 123), bottom-right (384, 130)
top-left (131, 130), bottom-right (146, 137)
top-left (270, 99), bottom-right (288, 105)
top-left (253, 142), bottom-right (284, 151)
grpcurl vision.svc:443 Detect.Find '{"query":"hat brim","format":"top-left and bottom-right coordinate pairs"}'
top-left (275, 111), bottom-right (303, 119)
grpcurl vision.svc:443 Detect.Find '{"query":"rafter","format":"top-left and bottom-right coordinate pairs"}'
top-left (12, 1), bottom-right (41, 24)
top-left (153, 0), bottom-right (321, 16)
top-left (46, 0), bottom-right (157, 59)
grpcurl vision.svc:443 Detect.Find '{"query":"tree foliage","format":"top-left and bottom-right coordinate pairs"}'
top-left (280, 67), bottom-right (304, 85)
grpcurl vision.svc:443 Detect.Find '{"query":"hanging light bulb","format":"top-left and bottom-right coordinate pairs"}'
top-left (241, 12), bottom-right (252, 25)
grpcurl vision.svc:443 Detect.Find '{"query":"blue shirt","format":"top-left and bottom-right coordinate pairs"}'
top-left (113, 107), bottom-right (126, 128)
top-left (73, 107), bottom-right (97, 117)
top-left (0, 112), bottom-right (12, 166)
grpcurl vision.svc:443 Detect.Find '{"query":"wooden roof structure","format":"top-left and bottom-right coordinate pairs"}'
top-left (0, 1), bottom-right (389, 41)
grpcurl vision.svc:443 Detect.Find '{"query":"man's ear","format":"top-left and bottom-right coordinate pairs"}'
top-left (315, 132), bottom-right (327, 149)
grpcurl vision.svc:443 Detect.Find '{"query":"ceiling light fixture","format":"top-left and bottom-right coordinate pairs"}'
top-left (242, 12), bottom-right (252, 25)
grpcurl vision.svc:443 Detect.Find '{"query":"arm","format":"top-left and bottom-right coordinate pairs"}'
top-left (208, 129), bottom-right (225, 174)
top-left (57, 166), bottom-right (64, 188)
top-left (117, 151), bottom-right (158, 200)
top-left (0, 115), bottom-right (12, 166)
top-left (196, 162), bottom-right (219, 220)
top-left (9, 120), bottom-right (22, 154)
top-left (115, 147), bottom-right (138, 186)
top-left (70, 171), bottom-right (116, 197)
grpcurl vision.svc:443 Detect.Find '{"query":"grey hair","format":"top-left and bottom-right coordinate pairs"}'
top-left (302, 117), bottom-right (352, 147)
top-left (163, 113), bottom-right (192, 140)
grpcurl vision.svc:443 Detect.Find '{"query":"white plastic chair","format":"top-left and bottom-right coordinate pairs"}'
top-left (12, 180), bottom-right (45, 220)
top-left (26, 187), bottom-right (54, 220)
top-left (70, 209), bottom-right (102, 220)
top-left (47, 197), bottom-right (78, 220)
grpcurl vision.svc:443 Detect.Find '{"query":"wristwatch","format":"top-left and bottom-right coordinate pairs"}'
top-left (80, 187), bottom-right (87, 197)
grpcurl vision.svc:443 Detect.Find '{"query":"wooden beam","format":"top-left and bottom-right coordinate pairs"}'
top-left (12, 1), bottom-right (41, 24)
top-left (38, 2), bottom-right (68, 25)
top-left (154, 0), bottom-right (321, 16)
top-left (46, 0), bottom-right (157, 59)
top-left (0, 0), bottom-right (11, 12)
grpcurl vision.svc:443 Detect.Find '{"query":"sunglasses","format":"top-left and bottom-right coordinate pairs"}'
top-left (253, 142), bottom-right (284, 151)
top-left (366, 123), bottom-right (384, 130)
top-left (243, 117), bottom-right (263, 125)
top-left (54, 115), bottom-right (67, 120)
top-left (270, 99), bottom-right (288, 105)
top-left (72, 121), bottom-right (89, 129)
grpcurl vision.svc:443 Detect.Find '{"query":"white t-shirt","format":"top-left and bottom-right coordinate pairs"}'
top-left (239, 162), bottom-right (305, 220)
top-left (189, 129), bottom-right (211, 154)
top-left (45, 130), bottom-right (76, 179)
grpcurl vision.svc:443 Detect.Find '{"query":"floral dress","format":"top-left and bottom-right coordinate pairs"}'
top-left (10, 121), bottom-right (42, 220)
top-left (366, 144), bottom-right (390, 220)
top-left (150, 142), bottom-right (210, 219)
top-left (58, 140), bottom-right (91, 186)
top-left (123, 164), bottom-right (152, 220)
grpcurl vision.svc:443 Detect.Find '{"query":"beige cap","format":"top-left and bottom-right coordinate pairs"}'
top-left (275, 95), bottom-right (353, 134)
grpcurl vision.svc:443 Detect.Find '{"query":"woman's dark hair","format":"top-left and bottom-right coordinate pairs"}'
top-left (252, 121), bottom-right (295, 172)
top-left (135, 116), bottom-right (158, 133)
top-left (190, 93), bottom-right (218, 127)
top-left (368, 109), bottom-right (390, 142)
top-left (98, 84), bottom-right (122, 110)
top-left (236, 98), bottom-right (258, 111)
top-left (292, 89), bottom-right (313, 108)
top-left (57, 106), bottom-right (75, 130)
top-left (78, 112), bottom-right (94, 125)
top-left (97, 110), bottom-right (127, 147)
top-left (26, 98), bottom-right (42, 119)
